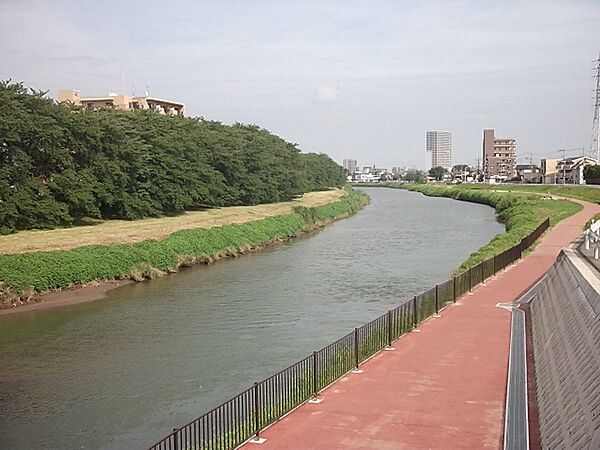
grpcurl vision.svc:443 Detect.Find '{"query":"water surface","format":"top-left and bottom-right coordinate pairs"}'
top-left (0, 187), bottom-right (504, 449)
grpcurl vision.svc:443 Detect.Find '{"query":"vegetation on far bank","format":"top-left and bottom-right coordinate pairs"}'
top-left (464, 183), bottom-right (600, 204)
top-left (0, 189), bottom-right (344, 255)
top-left (358, 183), bottom-right (583, 274)
top-left (0, 187), bottom-right (370, 307)
top-left (0, 81), bottom-right (346, 235)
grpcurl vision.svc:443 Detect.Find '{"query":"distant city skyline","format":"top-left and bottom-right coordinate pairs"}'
top-left (1, 0), bottom-right (598, 169)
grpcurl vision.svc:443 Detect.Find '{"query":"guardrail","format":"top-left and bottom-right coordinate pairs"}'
top-left (148, 217), bottom-right (551, 450)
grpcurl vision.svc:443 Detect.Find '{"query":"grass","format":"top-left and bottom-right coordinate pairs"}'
top-left (358, 183), bottom-right (584, 274)
top-left (466, 183), bottom-right (600, 204)
top-left (0, 189), bottom-right (344, 255)
top-left (0, 188), bottom-right (370, 306)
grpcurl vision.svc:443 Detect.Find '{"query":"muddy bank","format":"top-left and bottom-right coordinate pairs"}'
top-left (0, 280), bottom-right (134, 316)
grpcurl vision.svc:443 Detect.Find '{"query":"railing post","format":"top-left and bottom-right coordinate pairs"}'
top-left (172, 428), bottom-right (179, 450)
top-left (435, 285), bottom-right (439, 314)
top-left (493, 255), bottom-right (496, 275)
top-left (468, 268), bottom-right (472, 291)
top-left (453, 277), bottom-right (457, 301)
top-left (480, 263), bottom-right (484, 284)
top-left (354, 327), bottom-right (359, 369)
top-left (254, 382), bottom-right (260, 439)
top-left (312, 351), bottom-right (318, 398)
top-left (413, 295), bottom-right (418, 328)
top-left (387, 309), bottom-right (392, 347)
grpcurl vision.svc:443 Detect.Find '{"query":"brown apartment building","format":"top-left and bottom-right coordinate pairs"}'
top-left (482, 129), bottom-right (517, 181)
top-left (58, 89), bottom-right (185, 116)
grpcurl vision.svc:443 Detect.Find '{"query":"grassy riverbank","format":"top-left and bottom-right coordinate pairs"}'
top-left (358, 183), bottom-right (583, 273)
top-left (0, 189), bottom-right (345, 255)
top-left (0, 187), bottom-right (370, 308)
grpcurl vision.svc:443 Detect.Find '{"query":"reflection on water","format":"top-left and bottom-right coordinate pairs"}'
top-left (0, 187), bottom-right (504, 449)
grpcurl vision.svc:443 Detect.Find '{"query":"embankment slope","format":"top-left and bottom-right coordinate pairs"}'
top-left (0, 188), bottom-right (369, 310)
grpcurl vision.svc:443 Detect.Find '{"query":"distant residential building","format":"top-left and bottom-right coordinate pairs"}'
top-left (541, 158), bottom-right (560, 184)
top-left (58, 89), bottom-right (185, 116)
top-left (426, 130), bottom-right (452, 171)
top-left (342, 159), bottom-right (357, 174)
top-left (354, 172), bottom-right (376, 183)
top-left (482, 129), bottom-right (516, 181)
top-left (555, 156), bottom-right (597, 184)
top-left (516, 164), bottom-right (542, 183)
top-left (391, 166), bottom-right (405, 176)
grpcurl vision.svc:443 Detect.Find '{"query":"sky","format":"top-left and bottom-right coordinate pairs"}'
top-left (1, 0), bottom-right (599, 169)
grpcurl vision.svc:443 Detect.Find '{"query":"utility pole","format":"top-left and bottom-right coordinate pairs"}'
top-left (592, 53), bottom-right (600, 163)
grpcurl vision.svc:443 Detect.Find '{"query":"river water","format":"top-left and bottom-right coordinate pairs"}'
top-left (0, 187), bottom-right (504, 449)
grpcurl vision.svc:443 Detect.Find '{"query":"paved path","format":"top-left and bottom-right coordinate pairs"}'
top-left (242, 198), bottom-right (600, 449)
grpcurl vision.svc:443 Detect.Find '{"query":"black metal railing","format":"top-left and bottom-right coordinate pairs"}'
top-left (148, 217), bottom-right (550, 450)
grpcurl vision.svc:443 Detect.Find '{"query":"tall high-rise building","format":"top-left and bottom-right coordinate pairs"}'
top-left (426, 131), bottom-right (452, 171)
top-left (482, 129), bottom-right (516, 180)
top-left (342, 158), bottom-right (357, 174)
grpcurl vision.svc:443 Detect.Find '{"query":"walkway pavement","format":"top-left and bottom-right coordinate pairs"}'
top-left (241, 198), bottom-right (600, 449)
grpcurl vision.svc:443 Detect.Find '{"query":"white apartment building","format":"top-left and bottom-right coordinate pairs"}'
top-left (342, 159), bottom-right (357, 174)
top-left (426, 130), bottom-right (452, 171)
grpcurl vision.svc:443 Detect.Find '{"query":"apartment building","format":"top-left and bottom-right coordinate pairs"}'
top-left (541, 158), bottom-right (560, 184)
top-left (482, 129), bottom-right (516, 181)
top-left (555, 156), bottom-right (597, 184)
top-left (426, 130), bottom-right (452, 171)
top-left (342, 158), bottom-right (357, 174)
top-left (58, 89), bottom-right (185, 116)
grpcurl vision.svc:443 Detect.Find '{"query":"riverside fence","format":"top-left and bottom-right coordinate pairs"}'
top-left (148, 217), bottom-right (550, 450)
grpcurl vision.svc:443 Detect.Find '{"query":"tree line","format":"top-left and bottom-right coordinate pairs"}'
top-left (0, 81), bottom-right (346, 235)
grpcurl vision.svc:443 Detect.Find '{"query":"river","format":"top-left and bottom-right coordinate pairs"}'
top-left (0, 187), bottom-right (504, 449)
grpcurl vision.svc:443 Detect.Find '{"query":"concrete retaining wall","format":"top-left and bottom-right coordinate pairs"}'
top-left (530, 248), bottom-right (600, 449)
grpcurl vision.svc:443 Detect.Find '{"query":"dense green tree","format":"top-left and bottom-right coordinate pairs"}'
top-left (403, 169), bottom-right (426, 183)
top-left (428, 166), bottom-right (447, 181)
top-left (0, 81), bottom-right (346, 234)
top-left (584, 165), bottom-right (600, 184)
top-left (452, 164), bottom-right (470, 173)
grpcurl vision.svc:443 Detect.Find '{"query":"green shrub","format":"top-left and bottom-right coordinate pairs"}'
top-left (0, 188), bottom-right (369, 295)
top-left (358, 183), bottom-right (582, 274)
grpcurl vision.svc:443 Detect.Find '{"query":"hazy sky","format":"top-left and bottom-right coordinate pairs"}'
top-left (1, 0), bottom-right (599, 169)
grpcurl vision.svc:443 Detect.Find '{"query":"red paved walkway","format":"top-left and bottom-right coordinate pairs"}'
top-left (242, 198), bottom-right (600, 449)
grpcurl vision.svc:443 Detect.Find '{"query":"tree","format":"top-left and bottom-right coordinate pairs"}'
top-left (584, 165), bottom-right (600, 184)
top-left (428, 166), bottom-right (447, 181)
top-left (403, 169), bottom-right (426, 184)
top-left (0, 81), bottom-right (346, 234)
top-left (452, 164), bottom-right (470, 173)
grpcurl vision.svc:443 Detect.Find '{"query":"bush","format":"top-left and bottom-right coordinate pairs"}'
top-left (358, 183), bottom-right (582, 273)
top-left (0, 188), bottom-right (369, 297)
top-left (0, 81), bottom-right (347, 234)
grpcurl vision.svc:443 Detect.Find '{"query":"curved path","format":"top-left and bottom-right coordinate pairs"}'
top-left (241, 197), bottom-right (600, 449)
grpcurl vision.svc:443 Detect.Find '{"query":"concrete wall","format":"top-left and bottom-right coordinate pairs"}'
top-left (530, 249), bottom-right (600, 449)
